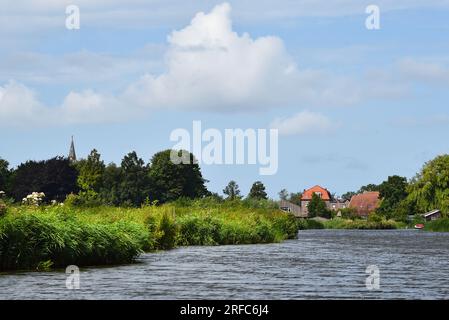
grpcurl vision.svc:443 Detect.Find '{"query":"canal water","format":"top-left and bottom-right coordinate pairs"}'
top-left (1, 229), bottom-right (449, 300)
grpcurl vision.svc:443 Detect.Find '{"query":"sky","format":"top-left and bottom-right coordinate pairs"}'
top-left (1, 0), bottom-right (449, 198)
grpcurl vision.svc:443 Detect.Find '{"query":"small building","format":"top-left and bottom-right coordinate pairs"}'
top-left (279, 185), bottom-right (353, 218)
top-left (422, 210), bottom-right (441, 222)
top-left (349, 191), bottom-right (380, 217)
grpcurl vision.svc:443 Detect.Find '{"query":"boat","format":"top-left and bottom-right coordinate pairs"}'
top-left (414, 224), bottom-right (425, 229)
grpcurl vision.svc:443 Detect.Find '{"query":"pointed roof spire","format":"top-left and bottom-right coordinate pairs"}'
top-left (68, 136), bottom-right (77, 162)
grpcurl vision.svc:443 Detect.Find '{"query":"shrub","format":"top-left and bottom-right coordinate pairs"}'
top-left (0, 202), bottom-right (6, 217)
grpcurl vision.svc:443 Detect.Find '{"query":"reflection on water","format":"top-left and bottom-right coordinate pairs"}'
top-left (1, 229), bottom-right (449, 300)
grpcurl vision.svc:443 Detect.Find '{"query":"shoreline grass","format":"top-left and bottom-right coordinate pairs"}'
top-left (0, 203), bottom-right (299, 271)
top-left (423, 218), bottom-right (449, 232)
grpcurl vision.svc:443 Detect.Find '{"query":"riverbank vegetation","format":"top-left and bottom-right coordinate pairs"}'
top-left (0, 199), bottom-right (299, 271)
top-left (423, 218), bottom-right (449, 232)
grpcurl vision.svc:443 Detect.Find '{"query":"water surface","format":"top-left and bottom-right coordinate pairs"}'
top-left (1, 229), bottom-right (448, 299)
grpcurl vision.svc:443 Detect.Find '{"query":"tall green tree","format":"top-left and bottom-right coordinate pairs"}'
top-left (76, 149), bottom-right (105, 202)
top-left (278, 189), bottom-right (288, 200)
top-left (10, 157), bottom-right (78, 202)
top-left (99, 163), bottom-right (123, 206)
top-left (119, 151), bottom-right (150, 207)
top-left (149, 150), bottom-right (208, 203)
top-left (407, 155), bottom-right (449, 214)
top-left (307, 193), bottom-right (331, 218)
top-left (376, 175), bottom-right (409, 219)
top-left (223, 180), bottom-right (241, 200)
top-left (248, 181), bottom-right (268, 200)
top-left (0, 158), bottom-right (11, 193)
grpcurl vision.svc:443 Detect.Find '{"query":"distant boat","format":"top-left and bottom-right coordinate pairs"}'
top-left (414, 224), bottom-right (425, 230)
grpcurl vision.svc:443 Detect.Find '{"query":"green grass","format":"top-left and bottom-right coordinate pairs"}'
top-left (0, 203), bottom-right (299, 271)
top-left (424, 218), bottom-right (449, 232)
top-left (323, 218), bottom-right (399, 230)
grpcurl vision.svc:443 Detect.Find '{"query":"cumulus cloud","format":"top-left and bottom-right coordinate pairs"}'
top-left (270, 110), bottom-right (335, 136)
top-left (124, 2), bottom-right (297, 111)
top-left (0, 2), bottom-right (431, 127)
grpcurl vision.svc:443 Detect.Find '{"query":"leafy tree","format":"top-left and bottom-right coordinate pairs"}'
top-left (0, 158), bottom-right (11, 193)
top-left (223, 180), bottom-right (241, 200)
top-left (407, 155), bottom-right (449, 214)
top-left (119, 151), bottom-right (150, 207)
top-left (248, 181), bottom-right (268, 200)
top-left (358, 184), bottom-right (380, 193)
top-left (278, 189), bottom-right (288, 200)
top-left (149, 150), bottom-right (208, 203)
top-left (376, 175), bottom-right (409, 219)
top-left (10, 157), bottom-right (78, 202)
top-left (76, 149), bottom-right (105, 202)
top-left (307, 193), bottom-right (331, 218)
top-left (99, 163), bottom-right (123, 206)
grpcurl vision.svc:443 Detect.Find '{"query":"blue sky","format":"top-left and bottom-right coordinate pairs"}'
top-left (1, 1), bottom-right (449, 198)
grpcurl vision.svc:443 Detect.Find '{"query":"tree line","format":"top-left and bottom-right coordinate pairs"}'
top-left (277, 155), bottom-right (449, 221)
top-left (0, 149), bottom-right (269, 206)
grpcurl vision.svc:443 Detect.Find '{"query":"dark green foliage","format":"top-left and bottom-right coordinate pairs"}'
top-left (0, 158), bottom-right (11, 193)
top-left (358, 184), bottom-right (380, 193)
top-left (424, 218), bottom-right (449, 232)
top-left (307, 193), bottom-right (331, 218)
top-left (10, 157), bottom-right (78, 203)
top-left (99, 163), bottom-right (122, 206)
top-left (149, 150), bottom-right (208, 203)
top-left (119, 152), bottom-right (150, 207)
top-left (223, 180), bottom-right (241, 200)
top-left (247, 181), bottom-right (268, 200)
top-left (376, 175), bottom-right (409, 219)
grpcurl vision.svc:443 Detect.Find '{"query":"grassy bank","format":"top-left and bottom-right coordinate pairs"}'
top-left (0, 202), bottom-right (298, 271)
top-left (424, 218), bottom-right (449, 232)
top-left (297, 217), bottom-right (401, 230)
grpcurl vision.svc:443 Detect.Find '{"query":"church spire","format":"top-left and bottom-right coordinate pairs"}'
top-left (68, 136), bottom-right (77, 162)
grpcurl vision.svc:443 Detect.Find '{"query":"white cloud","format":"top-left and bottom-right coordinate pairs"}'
top-left (0, 3), bottom-right (437, 127)
top-left (398, 58), bottom-right (449, 85)
top-left (124, 2), bottom-right (299, 111)
top-left (270, 110), bottom-right (335, 136)
top-left (0, 81), bottom-right (52, 126)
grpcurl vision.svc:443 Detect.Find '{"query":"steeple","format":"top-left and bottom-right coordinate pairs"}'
top-left (68, 136), bottom-right (77, 162)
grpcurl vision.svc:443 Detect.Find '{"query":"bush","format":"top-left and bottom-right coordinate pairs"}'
top-left (305, 219), bottom-right (325, 229)
top-left (0, 202), bottom-right (6, 217)
top-left (424, 218), bottom-right (449, 232)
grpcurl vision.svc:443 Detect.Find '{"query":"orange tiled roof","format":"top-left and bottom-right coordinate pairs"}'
top-left (349, 192), bottom-right (380, 216)
top-left (301, 185), bottom-right (332, 201)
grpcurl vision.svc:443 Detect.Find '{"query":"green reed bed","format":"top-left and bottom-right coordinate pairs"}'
top-left (0, 204), bottom-right (299, 271)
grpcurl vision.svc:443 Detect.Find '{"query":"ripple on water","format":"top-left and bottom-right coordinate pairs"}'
top-left (1, 229), bottom-right (449, 300)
